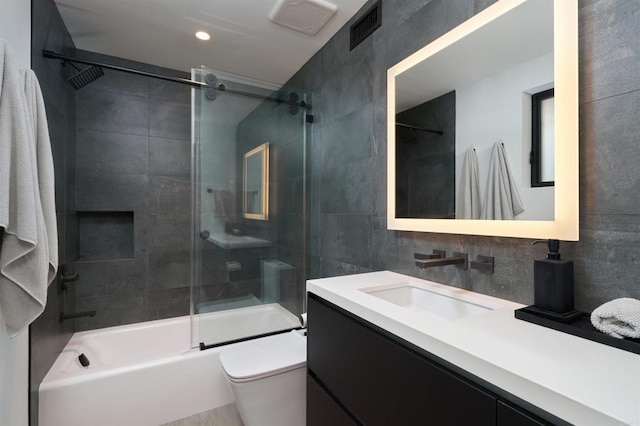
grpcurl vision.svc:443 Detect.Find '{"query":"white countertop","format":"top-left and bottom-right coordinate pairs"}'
top-left (307, 271), bottom-right (640, 426)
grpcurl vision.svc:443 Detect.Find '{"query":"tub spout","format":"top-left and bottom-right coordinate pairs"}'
top-left (59, 310), bottom-right (97, 323)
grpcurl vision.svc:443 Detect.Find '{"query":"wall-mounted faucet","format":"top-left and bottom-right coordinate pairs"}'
top-left (470, 255), bottom-right (495, 274)
top-left (414, 251), bottom-right (468, 270)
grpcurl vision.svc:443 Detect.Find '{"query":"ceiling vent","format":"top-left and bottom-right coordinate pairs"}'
top-left (269, 0), bottom-right (338, 36)
top-left (350, 0), bottom-right (381, 50)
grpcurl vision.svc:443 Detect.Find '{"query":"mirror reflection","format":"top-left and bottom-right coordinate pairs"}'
top-left (243, 142), bottom-right (269, 220)
top-left (394, 0), bottom-right (554, 221)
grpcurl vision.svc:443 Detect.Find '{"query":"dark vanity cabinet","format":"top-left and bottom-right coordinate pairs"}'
top-left (307, 374), bottom-right (357, 426)
top-left (497, 400), bottom-right (550, 426)
top-left (307, 294), bottom-right (560, 426)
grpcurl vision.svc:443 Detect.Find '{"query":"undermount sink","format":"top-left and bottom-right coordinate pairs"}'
top-left (361, 283), bottom-right (500, 321)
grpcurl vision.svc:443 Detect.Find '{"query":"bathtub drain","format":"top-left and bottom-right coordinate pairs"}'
top-left (78, 353), bottom-right (90, 367)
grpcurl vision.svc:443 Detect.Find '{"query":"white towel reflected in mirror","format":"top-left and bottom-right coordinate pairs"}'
top-left (456, 148), bottom-right (481, 219)
top-left (481, 140), bottom-right (524, 220)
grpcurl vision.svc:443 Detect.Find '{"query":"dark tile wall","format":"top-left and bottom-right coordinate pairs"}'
top-left (29, 0), bottom-right (77, 423)
top-left (72, 51), bottom-right (193, 330)
top-left (289, 0), bottom-right (640, 310)
top-left (396, 91), bottom-right (456, 218)
top-left (233, 93), bottom-right (309, 316)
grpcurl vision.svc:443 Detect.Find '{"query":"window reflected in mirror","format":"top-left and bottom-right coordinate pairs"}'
top-left (531, 88), bottom-right (555, 187)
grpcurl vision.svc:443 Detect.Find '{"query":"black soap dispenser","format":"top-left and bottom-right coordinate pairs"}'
top-left (532, 239), bottom-right (576, 315)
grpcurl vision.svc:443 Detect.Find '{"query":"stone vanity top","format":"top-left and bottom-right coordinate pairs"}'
top-left (307, 271), bottom-right (640, 426)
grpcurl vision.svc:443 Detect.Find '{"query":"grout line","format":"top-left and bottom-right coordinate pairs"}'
top-left (581, 86), bottom-right (640, 105)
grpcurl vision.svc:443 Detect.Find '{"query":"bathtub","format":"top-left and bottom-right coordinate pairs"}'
top-left (39, 303), bottom-right (300, 426)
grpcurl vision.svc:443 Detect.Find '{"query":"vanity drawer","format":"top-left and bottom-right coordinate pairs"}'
top-left (307, 294), bottom-right (497, 426)
top-left (307, 373), bottom-right (358, 426)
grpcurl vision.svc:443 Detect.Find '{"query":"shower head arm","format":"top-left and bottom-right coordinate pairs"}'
top-left (43, 50), bottom-right (208, 89)
top-left (65, 61), bottom-right (82, 72)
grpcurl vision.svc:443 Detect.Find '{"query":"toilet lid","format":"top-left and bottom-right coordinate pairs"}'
top-left (220, 330), bottom-right (306, 381)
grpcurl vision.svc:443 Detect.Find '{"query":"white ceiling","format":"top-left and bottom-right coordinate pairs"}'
top-left (54, 0), bottom-right (368, 87)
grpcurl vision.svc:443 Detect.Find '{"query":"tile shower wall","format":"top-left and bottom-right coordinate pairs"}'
top-left (72, 51), bottom-right (192, 330)
top-left (288, 0), bottom-right (640, 310)
top-left (29, 0), bottom-right (77, 423)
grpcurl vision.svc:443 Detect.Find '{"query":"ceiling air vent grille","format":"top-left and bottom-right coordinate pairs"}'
top-left (350, 1), bottom-right (381, 50)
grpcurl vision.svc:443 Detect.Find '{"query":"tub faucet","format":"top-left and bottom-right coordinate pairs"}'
top-left (59, 310), bottom-right (97, 323)
top-left (414, 251), bottom-right (468, 270)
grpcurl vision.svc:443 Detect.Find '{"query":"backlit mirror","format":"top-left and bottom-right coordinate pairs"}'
top-left (243, 142), bottom-right (269, 220)
top-left (387, 0), bottom-right (578, 240)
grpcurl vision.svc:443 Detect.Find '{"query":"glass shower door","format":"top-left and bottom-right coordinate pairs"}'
top-left (191, 66), bottom-right (310, 347)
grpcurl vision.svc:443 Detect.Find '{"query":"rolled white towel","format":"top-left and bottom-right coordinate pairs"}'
top-left (299, 312), bottom-right (307, 328)
top-left (590, 298), bottom-right (640, 339)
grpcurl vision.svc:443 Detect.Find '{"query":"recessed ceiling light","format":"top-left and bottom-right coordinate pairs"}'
top-left (195, 31), bottom-right (210, 41)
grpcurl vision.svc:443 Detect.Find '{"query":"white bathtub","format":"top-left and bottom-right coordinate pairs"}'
top-left (39, 303), bottom-right (300, 426)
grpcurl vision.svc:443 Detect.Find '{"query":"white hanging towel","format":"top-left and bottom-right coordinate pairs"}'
top-left (456, 148), bottom-right (481, 219)
top-left (481, 141), bottom-right (524, 220)
top-left (0, 40), bottom-right (54, 337)
top-left (591, 298), bottom-right (640, 339)
top-left (21, 68), bottom-right (58, 285)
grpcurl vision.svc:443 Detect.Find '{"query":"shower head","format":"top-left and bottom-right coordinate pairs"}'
top-left (68, 65), bottom-right (104, 90)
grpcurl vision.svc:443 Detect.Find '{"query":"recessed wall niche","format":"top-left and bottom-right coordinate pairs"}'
top-left (77, 211), bottom-right (134, 261)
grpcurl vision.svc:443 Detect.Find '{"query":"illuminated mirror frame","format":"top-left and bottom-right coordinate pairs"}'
top-left (386, 0), bottom-right (578, 240)
top-left (243, 142), bottom-right (269, 221)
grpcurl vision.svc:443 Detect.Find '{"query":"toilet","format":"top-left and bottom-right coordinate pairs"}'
top-left (219, 330), bottom-right (307, 426)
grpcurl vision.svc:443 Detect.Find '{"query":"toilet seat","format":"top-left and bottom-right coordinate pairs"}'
top-left (220, 330), bottom-right (306, 383)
